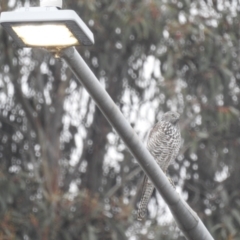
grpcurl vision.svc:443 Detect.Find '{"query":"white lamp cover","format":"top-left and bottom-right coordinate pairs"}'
top-left (40, 0), bottom-right (62, 8)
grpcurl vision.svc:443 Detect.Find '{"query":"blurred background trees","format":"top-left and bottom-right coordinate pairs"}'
top-left (0, 0), bottom-right (240, 239)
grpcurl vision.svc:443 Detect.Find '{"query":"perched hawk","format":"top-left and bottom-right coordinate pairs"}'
top-left (137, 111), bottom-right (181, 221)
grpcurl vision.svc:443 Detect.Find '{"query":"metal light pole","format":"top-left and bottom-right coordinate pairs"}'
top-left (59, 46), bottom-right (214, 240)
top-left (0, 1), bottom-right (215, 239)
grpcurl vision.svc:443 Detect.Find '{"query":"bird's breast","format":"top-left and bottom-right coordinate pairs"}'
top-left (162, 122), bottom-right (181, 140)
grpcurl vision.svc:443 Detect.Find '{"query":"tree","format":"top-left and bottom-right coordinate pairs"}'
top-left (0, 0), bottom-right (240, 239)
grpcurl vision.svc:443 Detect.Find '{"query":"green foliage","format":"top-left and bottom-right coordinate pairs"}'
top-left (1, 0), bottom-right (240, 239)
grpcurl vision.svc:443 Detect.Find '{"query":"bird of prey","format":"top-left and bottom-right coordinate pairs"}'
top-left (137, 111), bottom-right (181, 221)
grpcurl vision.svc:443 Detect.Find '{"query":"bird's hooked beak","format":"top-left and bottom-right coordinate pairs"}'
top-left (173, 113), bottom-right (180, 124)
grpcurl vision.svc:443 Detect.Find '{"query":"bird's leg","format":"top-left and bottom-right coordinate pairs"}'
top-left (165, 171), bottom-right (176, 189)
top-left (168, 176), bottom-right (176, 188)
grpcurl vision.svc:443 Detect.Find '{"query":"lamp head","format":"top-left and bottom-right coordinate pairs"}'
top-left (0, 7), bottom-right (94, 49)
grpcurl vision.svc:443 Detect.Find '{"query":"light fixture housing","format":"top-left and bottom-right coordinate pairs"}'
top-left (0, 7), bottom-right (94, 48)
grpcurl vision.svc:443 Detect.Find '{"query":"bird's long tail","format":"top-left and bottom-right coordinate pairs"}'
top-left (137, 176), bottom-right (154, 221)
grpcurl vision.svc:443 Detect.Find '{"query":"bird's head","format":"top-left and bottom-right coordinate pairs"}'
top-left (161, 111), bottom-right (180, 124)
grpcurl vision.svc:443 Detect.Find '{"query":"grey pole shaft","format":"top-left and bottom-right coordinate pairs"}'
top-left (60, 47), bottom-right (214, 240)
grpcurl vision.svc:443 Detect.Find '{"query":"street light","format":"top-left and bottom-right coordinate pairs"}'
top-left (0, 6), bottom-right (94, 49)
top-left (0, 2), bottom-right (214, 240)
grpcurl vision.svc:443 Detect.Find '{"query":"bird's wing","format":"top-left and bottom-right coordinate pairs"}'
top-left (147, 122), bottom-right (173, 171)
